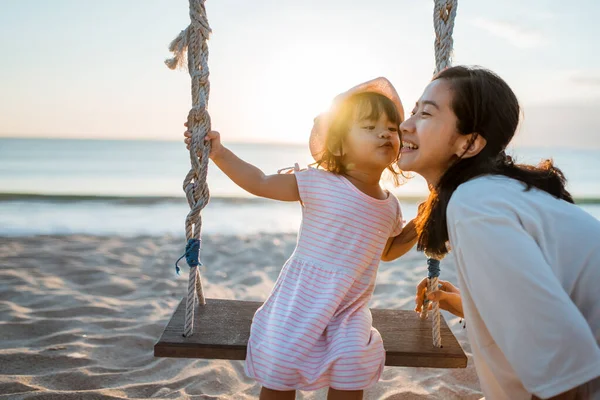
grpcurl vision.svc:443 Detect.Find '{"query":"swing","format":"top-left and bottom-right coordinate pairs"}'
top-left (154, 0), bottom-right (467, 369)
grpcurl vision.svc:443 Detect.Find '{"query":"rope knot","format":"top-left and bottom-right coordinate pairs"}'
top-left (188, 108), bottom-right (205, 125)
top-left (175, 238), bottom-right (202, 275)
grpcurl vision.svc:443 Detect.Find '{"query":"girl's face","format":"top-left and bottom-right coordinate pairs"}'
top-left (342, 108), bottom-right (400, 172)
top-left (398, 79), bottom-right (469, 185)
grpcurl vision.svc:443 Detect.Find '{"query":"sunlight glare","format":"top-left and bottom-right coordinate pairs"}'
top-left (249, 39), bottom-right (385, 144)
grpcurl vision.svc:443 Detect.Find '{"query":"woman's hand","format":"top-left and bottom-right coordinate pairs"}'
top-left (415, 278), bottom-right (464, 318)
top-left (183, 122), bottom-right (224, 160)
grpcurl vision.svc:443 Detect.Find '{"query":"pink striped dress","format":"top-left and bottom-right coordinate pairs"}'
top-left (244, 167), bottom-right (404, 391)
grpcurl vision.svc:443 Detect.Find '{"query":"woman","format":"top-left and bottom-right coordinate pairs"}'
top-left (402, 65), bottom-right (600, 400)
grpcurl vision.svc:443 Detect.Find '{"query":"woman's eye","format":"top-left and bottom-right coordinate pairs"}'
top-left (421, 111), bottom-right (431, 117)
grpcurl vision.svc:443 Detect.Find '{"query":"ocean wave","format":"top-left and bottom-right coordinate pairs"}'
top-left (0, 193), bottom-right (270, 205)
top-left (1, 192), bottom-right (599, 205)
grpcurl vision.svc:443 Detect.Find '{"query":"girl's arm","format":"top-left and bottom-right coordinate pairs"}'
top-left (212, 145), bottom-right (300, 201)
top-left (186, 129), bottom-right (300, 202)
top-left (381, 219), bottom-right (418, 261)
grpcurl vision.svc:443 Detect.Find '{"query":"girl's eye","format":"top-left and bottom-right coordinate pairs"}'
top-left (362, 125), bottom-right (376, 130)
top-left (388, 127), bottom-right (398, 132)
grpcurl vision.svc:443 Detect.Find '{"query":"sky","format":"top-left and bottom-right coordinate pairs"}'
top-left (1, 0), bottom-right (599, 147)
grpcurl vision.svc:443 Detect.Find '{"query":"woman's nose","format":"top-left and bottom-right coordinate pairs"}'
top-left (400, 117), bottom-right (414, 134)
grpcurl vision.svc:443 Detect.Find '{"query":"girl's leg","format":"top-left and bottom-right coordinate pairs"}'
top-left (259, 387), bottom-right (296, 400)
top-left (327, 388), bottom-right (363, 400)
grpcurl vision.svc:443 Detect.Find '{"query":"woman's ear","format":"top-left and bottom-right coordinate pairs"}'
top-left (455, 132), bottom-right (487, 159)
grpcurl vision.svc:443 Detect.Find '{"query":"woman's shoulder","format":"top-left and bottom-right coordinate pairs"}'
top-left (454, 175), bottom-right (522, 198)
top-left (447, 175), bottom-right (527, 220)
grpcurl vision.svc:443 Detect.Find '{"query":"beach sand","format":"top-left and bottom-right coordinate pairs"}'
top-left (0, 234), bottom-right (482, 399)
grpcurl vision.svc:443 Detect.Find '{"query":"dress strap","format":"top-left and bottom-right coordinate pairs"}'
top-left (277, 163), bottom-right (304, 174)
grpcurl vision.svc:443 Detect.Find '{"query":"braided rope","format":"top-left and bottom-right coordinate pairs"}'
top-left (429, 276), bottom-right (442, 347)
top-left (166, 0), bottom-right (212, 337)
top-left (428, 0), bottom-right (456, 345)
top-left (433, 0), bottom-right (458, 74)
top-left (419, 0), bottom-right (458, 349)
top-left (421, 256), bottom-right (443, 347)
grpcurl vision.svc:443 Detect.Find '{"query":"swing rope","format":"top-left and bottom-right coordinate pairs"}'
top-left (434, 0), bottom-right (458, 74)
top-left (166, 0), bottom-right (212, 337)
top-left (422, 0), bottom-right (458, 348)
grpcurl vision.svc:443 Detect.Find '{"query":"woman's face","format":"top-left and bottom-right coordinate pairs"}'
top-left (397, 79), bottom-right (467, 185)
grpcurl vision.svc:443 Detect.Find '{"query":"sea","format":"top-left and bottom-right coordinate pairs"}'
top-left (1, 138), bottom-right (599, 237)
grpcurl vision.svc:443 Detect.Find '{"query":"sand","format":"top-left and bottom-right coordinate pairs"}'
top-left (0, 234), bottom-right (482, 399)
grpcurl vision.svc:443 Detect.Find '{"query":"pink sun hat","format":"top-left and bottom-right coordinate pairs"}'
top-left (308, 77), bottom-right (405, 163)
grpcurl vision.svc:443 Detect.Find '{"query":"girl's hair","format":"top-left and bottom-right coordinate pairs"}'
top-left (415, 66), bottom-right (574, 258)
top-left (315, 92), bottom-right (404, 185)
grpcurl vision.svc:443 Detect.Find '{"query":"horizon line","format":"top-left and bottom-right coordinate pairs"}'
top-left (1, 135), bottom-right (599, 151)
top-left (0, 135), bottom-right (307, 147)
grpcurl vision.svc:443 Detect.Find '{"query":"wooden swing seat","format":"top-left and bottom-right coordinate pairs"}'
top-left (154, 298), bottom-right (467, 368)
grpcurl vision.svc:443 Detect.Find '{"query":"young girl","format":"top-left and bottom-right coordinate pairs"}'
top-left (184, 77), bottom-right (417, 400)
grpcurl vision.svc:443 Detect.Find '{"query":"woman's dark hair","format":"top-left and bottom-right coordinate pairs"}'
top-left (315, 92), bottom-right (404, 185)
top-left (416, 66), bottom-right (573, 258)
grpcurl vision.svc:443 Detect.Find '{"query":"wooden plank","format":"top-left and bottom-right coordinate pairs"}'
top-left (154, 298), bottom-right (467, 368)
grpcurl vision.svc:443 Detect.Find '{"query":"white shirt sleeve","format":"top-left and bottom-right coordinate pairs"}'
top-left (449, 205), bottom-right (600, 398)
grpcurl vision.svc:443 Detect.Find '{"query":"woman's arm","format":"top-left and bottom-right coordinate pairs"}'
top-left (381, 219), bottom-right (418, 261)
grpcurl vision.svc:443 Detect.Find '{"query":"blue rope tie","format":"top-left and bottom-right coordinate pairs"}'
top-left (422, 258), bottom-right (441, 309)
top-left (175, 238), bottom-right (202, 275)
top-left (427, 258), bottom-right (441, 279)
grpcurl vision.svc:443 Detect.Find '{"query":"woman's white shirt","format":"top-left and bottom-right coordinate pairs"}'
top-left (447, 175), bottom-right (600, 399)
